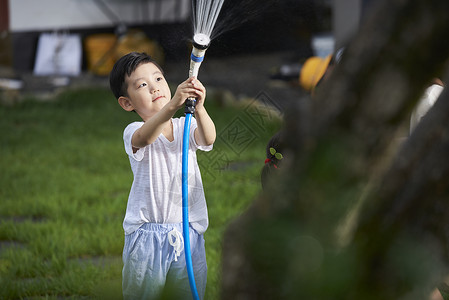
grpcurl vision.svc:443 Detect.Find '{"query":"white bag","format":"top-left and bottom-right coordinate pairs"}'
top-left (33, 32), bottom-right (82, 76)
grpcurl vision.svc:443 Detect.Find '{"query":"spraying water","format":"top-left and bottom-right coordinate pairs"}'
top-left (193, 0), bottom-right (277, 41)
top-left (192, 0), bottom-right (226, 39)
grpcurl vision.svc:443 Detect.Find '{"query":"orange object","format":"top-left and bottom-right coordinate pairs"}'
top-left (299, 55), bottom-right (332, 92)
top-left (85, 34), bottom-right (117, 76)
top-left (115, 30), bottom-right (165, 66)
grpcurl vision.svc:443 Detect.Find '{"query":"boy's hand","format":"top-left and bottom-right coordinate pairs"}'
top-left (171, 77), bottom-right (206, 111)
top-left (190, 77), bottom-right (207, 112)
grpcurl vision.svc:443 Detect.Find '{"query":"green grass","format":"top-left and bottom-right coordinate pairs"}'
top-left (0, 87), bottom-right (281, 299)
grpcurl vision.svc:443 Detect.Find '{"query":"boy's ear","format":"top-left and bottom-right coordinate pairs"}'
top-left (118, 96), bottom-right (134, 112)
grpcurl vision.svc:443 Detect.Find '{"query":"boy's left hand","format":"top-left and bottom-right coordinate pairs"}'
top-left (190, 77), bottom-right (207, 112)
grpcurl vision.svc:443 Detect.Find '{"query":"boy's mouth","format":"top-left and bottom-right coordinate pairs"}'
top-left (152, 96), bottom-right (165, 102)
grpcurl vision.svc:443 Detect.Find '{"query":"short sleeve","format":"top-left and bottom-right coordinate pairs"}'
top-left (190, 117), bottom-right (213, 152)
top-left (123, 122), bottom-right (145, 161)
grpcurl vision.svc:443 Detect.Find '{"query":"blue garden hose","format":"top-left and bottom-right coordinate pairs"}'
top-left (182, 111), bottom-right (199, 300)
top-left (181, 34), bottom-right (210, 300)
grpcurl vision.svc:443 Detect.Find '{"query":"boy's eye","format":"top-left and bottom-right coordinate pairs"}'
top-left (156, 77), bottom-right (163, 82)
top-left (138, 82), bottom-right (147, 88)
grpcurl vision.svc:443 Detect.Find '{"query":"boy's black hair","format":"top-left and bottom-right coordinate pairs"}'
top-left (109, 52), bottom-right (163, 99)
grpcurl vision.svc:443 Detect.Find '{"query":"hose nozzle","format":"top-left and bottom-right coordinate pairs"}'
top-left (192, 33), bottom-right (210, 50)
top-left (189, 34), bottom-right (210, 78)
top-left (186, 33), bottom-right (211, 115)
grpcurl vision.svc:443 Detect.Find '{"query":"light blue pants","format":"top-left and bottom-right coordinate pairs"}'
top-left (122, 223), bottom-right (207, 300)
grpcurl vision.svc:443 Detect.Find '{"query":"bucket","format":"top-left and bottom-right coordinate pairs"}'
top-left (115, 30), bottom-right (165, 65)
top-left (85, 34), bottom-right (117, 76)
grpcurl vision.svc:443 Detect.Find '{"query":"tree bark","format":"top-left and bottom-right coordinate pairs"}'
top-left (221, 0), bottom-right (449, 299)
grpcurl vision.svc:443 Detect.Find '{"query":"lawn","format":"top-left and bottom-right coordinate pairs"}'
top-left (0, 86), bottom-right (282, 299)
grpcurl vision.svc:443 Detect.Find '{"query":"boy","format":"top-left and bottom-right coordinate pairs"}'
top-left (109, 52), bottom-right (215, 299)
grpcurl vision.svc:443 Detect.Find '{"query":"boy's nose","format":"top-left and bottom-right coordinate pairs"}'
top-left (150, 86), bottom-right (160, 94)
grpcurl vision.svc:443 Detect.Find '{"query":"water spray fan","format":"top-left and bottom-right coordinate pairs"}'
top-left (181, 32), bottom-right (211, 300)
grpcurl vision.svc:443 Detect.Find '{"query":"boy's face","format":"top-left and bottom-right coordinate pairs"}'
top-left (120, 62), bottom-right (171, 120)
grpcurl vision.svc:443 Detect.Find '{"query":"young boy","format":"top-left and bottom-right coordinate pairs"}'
top-left (109, 52), bottom-right (215, 300)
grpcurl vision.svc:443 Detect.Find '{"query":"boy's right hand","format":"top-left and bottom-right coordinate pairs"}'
top-left (170, 77), bottom-right (205, 110)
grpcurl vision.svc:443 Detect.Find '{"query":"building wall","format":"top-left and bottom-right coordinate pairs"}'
top-left (7, 0), bottom-right (193, 71)
top-left (8, 0), bottom-right (190, 32)
top-left (1, 0), bottom-right (8, 31)
top-left (333, 0), bottom-right (361, 49)
top-left (333, 0), bottom-right (376, 49)
top-left (0, 0), bottom-right (12, 67)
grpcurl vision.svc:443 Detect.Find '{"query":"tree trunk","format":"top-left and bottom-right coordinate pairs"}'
top-left (221, 0), bottom-right (449, 299)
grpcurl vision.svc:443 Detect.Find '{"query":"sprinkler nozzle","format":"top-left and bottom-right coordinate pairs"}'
top-left (192, 33), bottom-right (210, 50)
top-left (189, 34), bottom-right (210, 78)
top-left (186, 33), bottom-right (210, 113)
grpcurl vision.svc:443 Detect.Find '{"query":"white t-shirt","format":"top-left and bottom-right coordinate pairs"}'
top-left (122, 117), bottom-right (213, 235)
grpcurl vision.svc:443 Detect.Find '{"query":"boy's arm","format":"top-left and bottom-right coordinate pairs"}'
top-left (131, 104), bottom-right (177, 149)
top-left (132, 77), bottom-right (201, 149)
top-left (194, 107), bottom-right (216, 146)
